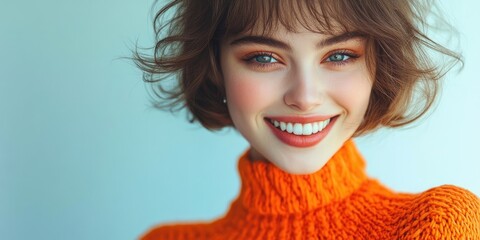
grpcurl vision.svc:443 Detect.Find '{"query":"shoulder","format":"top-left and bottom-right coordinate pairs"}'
top-left (398, 185), bottom-right (480, 239)
top-left (139, 224), bottom-right (179, 240)
top-left (139, 221), bottom-right (214, 240)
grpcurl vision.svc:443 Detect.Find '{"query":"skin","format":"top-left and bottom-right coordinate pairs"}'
top-left (220, 25), bottom-right (373, 174)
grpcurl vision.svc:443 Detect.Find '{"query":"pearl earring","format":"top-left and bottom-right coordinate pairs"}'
top-left (223, 98), bottom-right (227, 104)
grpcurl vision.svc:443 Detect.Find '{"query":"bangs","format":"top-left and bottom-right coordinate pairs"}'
top-left (219, 0), bottom-right (358, 38)
top-left (216, 0), bottom-right (419, 43)
top-left (136, 0), bottom-right (458, 132)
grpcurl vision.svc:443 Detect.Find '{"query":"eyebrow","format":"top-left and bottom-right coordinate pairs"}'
top-left (229, 31), bottom-right (365, 50)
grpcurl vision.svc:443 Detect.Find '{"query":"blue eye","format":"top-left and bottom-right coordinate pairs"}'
top-left (243, 52), bottom-right (281, 71)
top-left (252, 54), bottom-right (278, 64)
top-left (326, 53), bottom-right (351, 62)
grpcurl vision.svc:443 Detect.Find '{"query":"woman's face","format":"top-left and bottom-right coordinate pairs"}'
top-left (220, 26), bottom-right (373, 174)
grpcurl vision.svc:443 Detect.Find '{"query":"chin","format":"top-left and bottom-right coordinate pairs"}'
top-left (266, 151), bottom-right (332, 175)
top-left (266, 135), bottom-right (352, 174)
top-left (284, 161), bottom-right (329, 175)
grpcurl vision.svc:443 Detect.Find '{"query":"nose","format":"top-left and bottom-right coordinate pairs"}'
top-left (283, 67), bottom-right (324, 112)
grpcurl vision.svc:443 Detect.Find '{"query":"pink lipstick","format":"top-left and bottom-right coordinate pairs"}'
top-left (264, 115), bottom-right (338, 148)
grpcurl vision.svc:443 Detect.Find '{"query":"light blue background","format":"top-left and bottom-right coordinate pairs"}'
top-left (1, 1), bottom-right (479, 239)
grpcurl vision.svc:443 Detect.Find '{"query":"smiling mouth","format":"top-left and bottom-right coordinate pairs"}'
top-left (264, 115), bottom-right (338, 148)
top-left (267, 118), bottom-right (332, 136)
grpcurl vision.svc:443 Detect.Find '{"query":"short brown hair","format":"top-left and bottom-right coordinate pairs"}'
top-left (133, 0), bottom-right (462, 135)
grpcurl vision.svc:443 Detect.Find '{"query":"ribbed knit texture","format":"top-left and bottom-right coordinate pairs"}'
top-left (141, 140), bottom-right (480, 239)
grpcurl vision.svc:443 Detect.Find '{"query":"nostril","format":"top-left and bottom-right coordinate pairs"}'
top-left (283, 88), bottom-right (324, 112)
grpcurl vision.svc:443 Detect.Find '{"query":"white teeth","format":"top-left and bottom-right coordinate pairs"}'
top-left (319, 121), bottom-right (325, 129)
top-left (312, 122), bottom-right (319, 133)
top-left (302, 123), bottom-right (312, 135)
top-left (286, 123), bottom-right (293, 133)
top-left (274, 120), bottom-right (280, 127)
top-left (270, 118), bottom-right (332, 136)
top-left (293, 123), bottom-right (303, 135)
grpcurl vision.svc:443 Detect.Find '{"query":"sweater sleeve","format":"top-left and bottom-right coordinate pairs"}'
top-left (405, 185), bottom-right (480, 239)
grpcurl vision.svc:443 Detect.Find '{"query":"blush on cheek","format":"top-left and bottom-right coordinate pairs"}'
top-left (227, 76), bottom-right (276, 112)
top-left (228, 81), bottom-right (259, 107)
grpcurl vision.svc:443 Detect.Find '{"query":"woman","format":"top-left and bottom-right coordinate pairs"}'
top-left (135, 0), bottom-right (480, 238)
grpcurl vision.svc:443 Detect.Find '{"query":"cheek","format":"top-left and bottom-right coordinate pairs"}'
top-left (328, 69), bottom-right (372, 117)
top-left (227, 78), bottom-right (264, 110)
top-left (225, 71), bottom-right (280, 117)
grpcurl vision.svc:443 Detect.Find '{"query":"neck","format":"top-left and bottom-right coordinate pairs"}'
top-left (237, 139), bottom-right (367, 215)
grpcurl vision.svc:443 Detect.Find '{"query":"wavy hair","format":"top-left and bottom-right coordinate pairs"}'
top-left (133, 0), bottom-right (462, 135)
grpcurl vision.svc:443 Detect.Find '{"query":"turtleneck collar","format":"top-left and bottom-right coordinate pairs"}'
top-left (237, 139), bottom-right (368, 215)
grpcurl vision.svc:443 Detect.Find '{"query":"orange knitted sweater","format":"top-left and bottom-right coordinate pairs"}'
top-left (141, 140), bottom-right (480, 239)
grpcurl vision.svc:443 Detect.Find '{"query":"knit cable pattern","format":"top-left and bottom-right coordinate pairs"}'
top-left (140, 140), bottom-right (480, 239)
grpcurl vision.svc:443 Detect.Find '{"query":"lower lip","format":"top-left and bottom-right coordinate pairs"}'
top-left (265, 116), bottom-right (338, 148)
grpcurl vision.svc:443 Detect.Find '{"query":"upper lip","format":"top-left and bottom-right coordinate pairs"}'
top-left (265, 115), bottom-right (338, 124)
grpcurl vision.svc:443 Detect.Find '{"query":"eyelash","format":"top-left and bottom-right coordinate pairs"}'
top-left (243, 50), bottom-right (360, 70)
